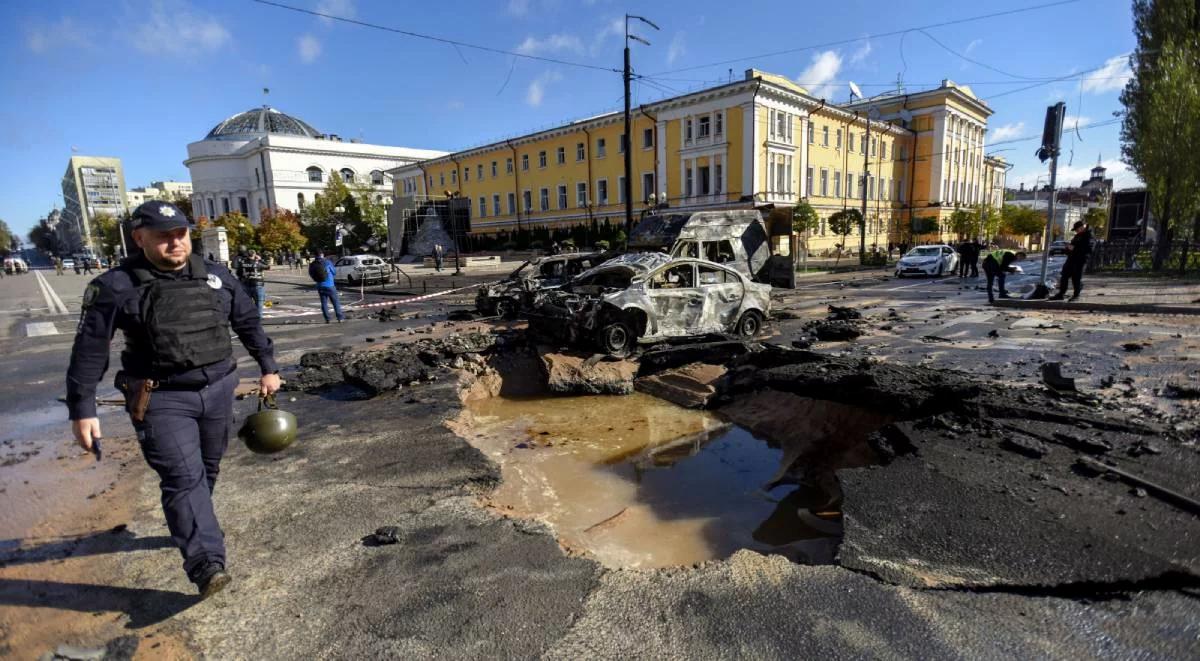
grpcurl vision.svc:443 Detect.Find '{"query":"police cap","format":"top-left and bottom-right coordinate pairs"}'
top-left (131, 201), bottom-right (190, 231)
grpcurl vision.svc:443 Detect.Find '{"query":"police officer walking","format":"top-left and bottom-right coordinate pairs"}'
top-left (66, 201), bottom-right (280, 599)
top-left (236, 249), bottom-right (269, 317)
top-left (1049, 221), bottom-right (1094, 301)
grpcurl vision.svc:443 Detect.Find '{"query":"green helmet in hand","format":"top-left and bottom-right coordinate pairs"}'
top-left (239, 394), bottom-right (297, 454)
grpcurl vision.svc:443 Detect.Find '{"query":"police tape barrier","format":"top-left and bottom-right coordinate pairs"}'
top-left (267, 281), bottom-right (496, 318)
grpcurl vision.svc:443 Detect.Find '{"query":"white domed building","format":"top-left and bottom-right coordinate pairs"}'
top-left (184, 106), bottom-right (445, 223)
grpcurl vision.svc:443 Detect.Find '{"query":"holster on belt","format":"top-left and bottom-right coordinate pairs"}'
top-left (119, 376), bottom-right (158, 423)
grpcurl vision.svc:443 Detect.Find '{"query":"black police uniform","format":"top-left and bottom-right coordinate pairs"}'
top-left (66, 202), bottom-right (277, 588)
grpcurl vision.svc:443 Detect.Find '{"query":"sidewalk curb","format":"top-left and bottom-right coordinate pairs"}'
top-left (991, 299), bottom-right (1200, 316)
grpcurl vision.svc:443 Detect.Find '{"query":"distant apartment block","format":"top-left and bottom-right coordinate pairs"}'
top-left (62, 155), bottom-right (126, 253)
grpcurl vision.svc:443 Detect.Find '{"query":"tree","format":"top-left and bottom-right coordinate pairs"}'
top-left (1082, 207), bottom-right (1108, 238)
top-left (827, 209), bottom-right (861, 265)
top-left (212, 212), bottom-right (257, 254)
top-left (257, 208), bottom-right (307, 254)
top-left (979, 206), bottom-right (1002, 242)
top-left (89, 213), bottom-right (124, 258)
top-left (1120, 0), bottom-right (1200, 269)
top-left (0, 219), bottom-right (13, 257)
top-left (791, 200), bottom-right (819, 235)
top-left (29, 223), bottom-right (57, 254)
top-left (1001, 205), bottom-right (1045, 239)
top-left (171, 194), bottom-right (194, 220)
top-left (299, 176), bottom-right (388, 253)
top-left (944, 208), bottom-right (978, 239)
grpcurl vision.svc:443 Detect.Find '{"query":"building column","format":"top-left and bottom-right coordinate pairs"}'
top-left (742, 101), bottom-right (756, 200)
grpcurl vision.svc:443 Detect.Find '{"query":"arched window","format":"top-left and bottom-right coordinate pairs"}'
top-left (340, 168), bottom-right (355, 183)
top-left (370, 170), bottom-right (385, 185)
top-left (297, 193), bottom-right (306, 209)
top-left (307, 166), bottom-right (323, 183)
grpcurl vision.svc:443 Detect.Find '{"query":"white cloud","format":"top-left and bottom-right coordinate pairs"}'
top-left (797, 50), bottom-right (843, 99)
top-left (1011, 158), bottom-right (1139, 191)
top-left (298, 34), bottom-right (322, 63)
top-left (964, 38), bottom-right (982, 55)
top-left (515, 33), bottom-right (584, 56)
top-left (26, 17), bottom-right (92, 54)
top-left (316, 0), bottom-right (356, 24)
top-left (507, 0), bottom-right (530, 16)
top-left (667, 32), bottom-right (686, 66)
top-left (526, 71), bottom-right (562, 107)
top-left (990, 122), bottom-right (1025, 141)
top-left (1063, 114), bottom-right (1092, 129)
top-left (849, 39), bottom-right (872, 65)
top-left (1080, 54), bottom-right (1132, 93)
top-left (588, 17), bottom-right (625, 56)
top-left (133, 1), bottom-right (231, 56)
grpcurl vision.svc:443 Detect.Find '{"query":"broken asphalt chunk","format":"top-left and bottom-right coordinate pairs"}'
top-left (364, 526), bottom-right (401, 546)
top-left (1001, 435), bottom-right (1049, 459)
top-left (1039, 362), bottom-right (1076, 392)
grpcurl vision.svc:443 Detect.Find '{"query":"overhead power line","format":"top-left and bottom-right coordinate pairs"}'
top-left (643, 0), bottom-right (1081, 76)
top-left (250, 0), bottom-right (620, 73)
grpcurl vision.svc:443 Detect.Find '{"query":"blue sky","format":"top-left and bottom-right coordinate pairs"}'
top-left (0, 0), bottom-right (1137, 239)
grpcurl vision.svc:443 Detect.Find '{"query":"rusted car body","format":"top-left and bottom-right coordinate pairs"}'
top-left (529, 253), bottom-right (771, 356)
top-left (475, 251), bottom-right (609, 317)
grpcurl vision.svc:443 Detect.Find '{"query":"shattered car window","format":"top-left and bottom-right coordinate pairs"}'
top-left (698, 265), bottom-right (733, 285)
top-left (652, 264), bottom-right (696, 289)
top-left (705, 241), bottom-right (736, 264)
top-left (675, 241), bottom-right (699, 258)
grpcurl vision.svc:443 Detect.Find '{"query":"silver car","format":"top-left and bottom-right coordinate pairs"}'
top-left (529, 253), bottom-right (772, 356)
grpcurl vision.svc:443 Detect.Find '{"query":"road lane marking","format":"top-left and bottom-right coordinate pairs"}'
top-left (24, 322), bottom-right (59, 337)
top-left (33, 270), bottom-right (69, 315)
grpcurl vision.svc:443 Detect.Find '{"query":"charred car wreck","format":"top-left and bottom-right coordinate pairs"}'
top-left (529, 253), bottom-right (771, 356)
top-left (475, 251), bottom-right (610, 318)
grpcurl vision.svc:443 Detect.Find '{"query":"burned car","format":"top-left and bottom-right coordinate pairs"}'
top-left (529, 253), bottom-right (771, 356)
top-left (475, 251), bottom-right (609, 318)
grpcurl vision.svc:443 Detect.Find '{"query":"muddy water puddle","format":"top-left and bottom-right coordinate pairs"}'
top-left (462, 391), bottom-right (881, 568)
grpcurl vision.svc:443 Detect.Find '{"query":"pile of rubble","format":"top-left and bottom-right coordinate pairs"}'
top-left (794, 305), bottom-right (865, 345)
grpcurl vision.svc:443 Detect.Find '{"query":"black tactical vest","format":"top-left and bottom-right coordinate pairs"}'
top-left (130, 254), bottom-right (232, 374)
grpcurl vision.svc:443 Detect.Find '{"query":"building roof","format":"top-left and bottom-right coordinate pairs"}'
top-left (205, 106), bottom-right (321, 140)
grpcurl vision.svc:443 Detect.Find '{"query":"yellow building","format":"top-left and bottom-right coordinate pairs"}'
top-left (390, 69), bottom-right (1003, 255)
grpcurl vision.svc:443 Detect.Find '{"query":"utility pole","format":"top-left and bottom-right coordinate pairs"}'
top-left (1032, 102), bottom-right (1065, 299)
top-left (624, 14), bottom-right (658, 239)
top-left (860, 114), bottom-right (870, 262)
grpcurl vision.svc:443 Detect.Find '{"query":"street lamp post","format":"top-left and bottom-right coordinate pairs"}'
top-left (334, 205), bottom-right (346, 257)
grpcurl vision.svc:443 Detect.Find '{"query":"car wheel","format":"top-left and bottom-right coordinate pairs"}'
top-left (935, 263), bottom-right (944, 277)
top-left (347, 274), bottom-right (358, 286)
top-left (596, 321), bottom-right (634, 357)
top-left (896, 272), bottom-right (904, 278)
top-left (493, 298), bottom-right (518, 319)
top-left (735, 310), bottom-right (763, 338)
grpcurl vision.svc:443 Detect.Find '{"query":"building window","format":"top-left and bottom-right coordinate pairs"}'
top-left (834, 171), bottom-right (841, 197)
top-left (597, 179), bottom-right (608, 205)
top-left (618, 176), bottom-right (627, 203)
top-left (642, 172), bottom-right (655, 202)
top-left (848, 173), bottom-right (855, 198)
top-left (439, 172), bottom-right (445, 186)
top-left (297, 193), bottom-right (306, 209)
top-left (881, 142), bottom-right (888, 160)
top-left (207, 199), bottom-right (215, 217)
top-left (507, 192), bottom-right (516, 215)
top-left (558, 185), bottom-right (568, 209)
top-left (506, 158), bottom-right (513, 174)
top-left (715, 164), bottom-right (723, 195)
top-left (492, 161), bottom-right (498, 177)
top-left (698, 115), bottom-right (711, 138)
top-left (822, 125), bottom-right (829, 146)
top-left (807, 122), bottom-right (815, 144)
top-left (871, 138), bottom-right (877, 157)
top-left (715, 112), bottom-right (723, 136)
top-left (522, 190), bottom-right (532, 212)
top-left (597, 138), bottom-right (607, 158)
top-left (521, 154), bottom-right (529, 171)
top-left (805, 167), bottom-right (813, 196)
top-left (848, 132), bottom-right (855, 153)
top-left (479, 196), bottom-right (487, 218)
top-left (836, 129), bottom-right (843, 149)
top-left (255, 168), bottom-right (261, 186)
top-left (699, 166), bottom-right (711, 195)
top-left (463, 168), bottom-right (469, 182)
top-left (341, 168), bottom-right (355, 183)
top-left (222, 198), bottom-right (230, 214)
top-left (868, 175), bottom-right (875, 200)
top-left (556, 147), bottom-right (565, 164)
top-left (899, 145), bottom-right (907, 161)
top-left (820, 169), bottom-right (828, 196)
top-left (643, 128), bottom-right (654, 148)
top-left (539, 188), bottom-right (549, 211)
top-left (478, 164), bottom-right (484, 180)
top-left (239, 197), bottom-right (248, 214)
top-left (576, 182), bottom-right (588, 208)
top-left (685, 118), bottom-right (693, 142)
top-left (538, 151), bottom-right (547, 168)
top-left (371, 170), bottom-right (385, 185)
top-left (861, 134), bottom-right (868, 152)
top-left (779, 112), bottom-right (789, 141)
top-left (685, 166), bottom-right (693, 197)
top-left (576, 142), bottom-right (585, 161)
top-left (493, 194), bottom-right (501, 215)
top-left (307, 166), bottom-right (323, 182)
top-left (450, 170), bottom-right (457, 185)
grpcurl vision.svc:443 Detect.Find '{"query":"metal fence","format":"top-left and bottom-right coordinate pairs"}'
top-left (1087, 240), bottom-right (1200, 274)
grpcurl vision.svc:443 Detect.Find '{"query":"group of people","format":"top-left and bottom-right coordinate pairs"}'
top-left (969, 221), bottom-right (1094, 303)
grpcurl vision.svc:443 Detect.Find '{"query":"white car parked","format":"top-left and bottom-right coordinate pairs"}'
top-left (895, 245), bottom-right (959, 278)
top-left (333, 254), bottom-right (389, 286)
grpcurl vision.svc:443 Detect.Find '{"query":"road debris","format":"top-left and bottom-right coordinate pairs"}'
top-left (1040, 362), bottom-right (1077, 392)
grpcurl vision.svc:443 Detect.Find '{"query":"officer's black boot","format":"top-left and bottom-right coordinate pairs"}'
top-left (1048, 291), bottom-right (1065, 300)
top-left (195, 562), bottom-right (231, 599)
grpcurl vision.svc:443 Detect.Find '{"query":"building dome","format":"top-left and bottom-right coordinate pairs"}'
top-left (205, 106), bottom-right (320, 140)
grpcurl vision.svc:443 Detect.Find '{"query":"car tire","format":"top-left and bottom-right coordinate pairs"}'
top-left (896, 272), bottom-right (904, 278)
top-left (347, 274), bottom-right (358, 286)
top-left (494, 298), bottom-right (518, 319)
top-left (735, 310), bottom-right (763, 339)
top-left (935, 263), bottom-right (944, 277)
top-left (596, 321), bottom-right (634, 358)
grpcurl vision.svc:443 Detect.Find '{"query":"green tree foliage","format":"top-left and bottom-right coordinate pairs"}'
top-left (257, 209), bottom-right (307, 253)
top-left (827, 209), bottom-right (861, 240)
top-left (299, 175), bottom-right (387, 253)
top-left (980, 206), bottom-right (1002, 241)
top-left (1001, 205), bottom-right (1045, 237)
top-left (1082, 207), bottom-right (1108, 237)
top-left (212, 212), bottom-right (257, 254)
top-left (171, 194), bottom-right (194, 220)
top-left (89, 213), bottom-right (124, 258)
top-left (1120, 0), bottom-right (1200, 268)
top-left (944, 208), bottom-right (977, 238)
top-left (29, 223), bottom-right (57, 254)
top-left (0, 219), bottom-right (13, 256)
top-left (791, 200), bottom-right (819, 235)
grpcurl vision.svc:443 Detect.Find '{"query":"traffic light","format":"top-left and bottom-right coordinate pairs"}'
top-left (1037, 102), bottom-right (1065, 163)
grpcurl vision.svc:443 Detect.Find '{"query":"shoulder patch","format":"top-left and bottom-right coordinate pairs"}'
top-left (82, 284), bottom-right (101, 308)
top-left (206, 274), bottom-right (222, 290)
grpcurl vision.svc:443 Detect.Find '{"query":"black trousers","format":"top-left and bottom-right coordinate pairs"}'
top-left (131, 371), bottom-right (236, 583)
top-left (982, 258), bottom-right (1006, 301)
top-left (1057, 259), bottom-right (1085, 297)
